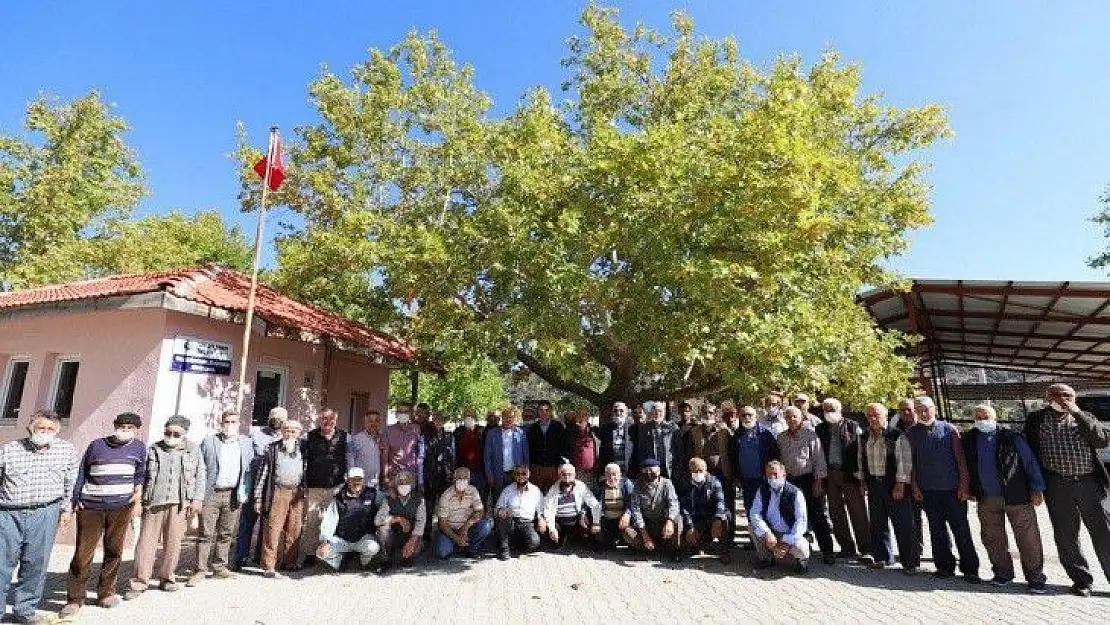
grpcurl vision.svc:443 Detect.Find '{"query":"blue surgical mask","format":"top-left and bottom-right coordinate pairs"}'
top-left (974, 420), bottom-right (997, 433)
top-left (767, 477), bottom-right (786, 491)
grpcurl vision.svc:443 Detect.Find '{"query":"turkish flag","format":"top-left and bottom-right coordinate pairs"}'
top-left (253, 135), bottom-right (285, 191)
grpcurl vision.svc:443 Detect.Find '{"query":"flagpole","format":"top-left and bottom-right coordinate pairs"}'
top-left (235, 126), bottom-right (278, 413)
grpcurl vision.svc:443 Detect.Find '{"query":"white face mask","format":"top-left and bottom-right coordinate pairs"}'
top-left (113, 429), bottom-right (136, 443)
top-left (823, 411), bottom-right (843, 424)
top-left (765, 407), bottom-right (781, 419)
top-left (30, 432), bottom-right (55, 447)
top-left (397, 484), bottom-right (413, 497)
top-left (767, 476), bottom-right (786, 491)
top-left (463, 417), bottom-right (475, 429)
top-left (918, 415), bottom-right (936, 426)
top-left (974, 420), bottom-right (997, 433)
top-left (691, 472), bottom-right (706, 484)
top-left (162, 436), bottom-right (181, 448)
top-left (455, 479), bottom-right (469, 492)
top-left (741, 420), bottom-right (756, 430)
top-left (282, 438), bottom-right (298, 451)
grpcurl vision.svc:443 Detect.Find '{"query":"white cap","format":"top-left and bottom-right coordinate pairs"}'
top-left (793, 393), bottom-right (810, 403)
top-left (346, 467), bottom-right (365, 480)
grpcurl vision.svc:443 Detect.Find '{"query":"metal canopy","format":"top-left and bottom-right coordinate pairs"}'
top-left (860, 279), bottom-right (1110, 380)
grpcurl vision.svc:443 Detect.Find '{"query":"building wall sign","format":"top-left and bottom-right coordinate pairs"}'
top-left (170, 337), bottom-right (233, 375)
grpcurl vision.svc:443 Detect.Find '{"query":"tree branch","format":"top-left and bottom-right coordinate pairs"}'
top-left (516, 348), bottom-right (603, 406)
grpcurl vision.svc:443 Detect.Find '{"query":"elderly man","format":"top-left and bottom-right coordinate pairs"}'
top-left (190, 410), bottom-right (254, 587)
top-left (301, 409), bottom-right (348, 568)
top-left (735, 405), bottom-right (780, 515)
top-left (630, 458), bottom-right (683, 561)
top-left (761, 394), bottom-right (787, 436)
top-left (568, 410), bottom-right (601, 491)
top-left (527, 400), bottom-right (571, 493)
top-left (254, 419), bottom-right (306, 579)
top-left (381, 403), bottom-right (425, 494)
top-left (963, 404), bottom-right (1046, 592)
top-left (633, 401), bottom-right (683, 487)
top-left (777, 406), bottom-right (835, 564)
top-left (453, 408), bottom-right (487, 499)
top-left (542, 463), bottom-right (602, 550)
top-left (316, 467), bottom-right (381, 571)
top-left (815, 397), bottom-right (870, 562)
top-left (484, 407), bottom-right (529, 499)
top-left (494, 465), bottom-right (545, 560)
top-left (1024, 383), bottom-right (1110, 597)
top-left (681, 457), bottom-right (731, 563)
top-left (63, 412), bottom-right (145, 617)
top-left (598, 402), bottom-right (633, 474)
top-left (423, 413), bottom-right (455, 535)
top-left (592, 463), bottom-right (636, 551)
top-left (750, 460), bottom-right (810, 574)
top-left (234, 406), bottom-right (287, 570)
top-left (906, 396), bottom-right (980, 583)
top-left (434, 467), bottom-right (492, 559)
top-left (126, 416), bottom-right (206, 600)
top-left (892, 397), bottom-right (925, 551)
top-left (347, 410), bottom-right (383, 488)
top-left (373, 471), bottom-right (425, 573)
top-left (856, 403), bottom-right (918, 574)
top-left (791, 393), bottom-right (822, 429)
top-left (688, 403), bottom-right (735, 551)
top-left (1, 411), bottom-right (78, 622)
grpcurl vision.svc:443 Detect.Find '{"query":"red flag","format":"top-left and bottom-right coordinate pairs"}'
top-left (253, 133), bottom-right (285, 191)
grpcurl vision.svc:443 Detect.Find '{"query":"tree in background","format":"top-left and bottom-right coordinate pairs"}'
top-left (389, 353), bottom-right (507, 418)
top-left (1089, 186), bottom-right (1110, 270)
top-left (1, 92), bottom-right (251, 288)
top-left (245, 5), bottom-right (949, 411)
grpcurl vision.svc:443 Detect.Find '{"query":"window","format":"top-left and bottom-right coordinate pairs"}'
top-left (251, 364), bottom-right (288, 427)
top-left (1, 359), bottom-right (29, 420)
top-left (49, 358), bottom-right (80, 420)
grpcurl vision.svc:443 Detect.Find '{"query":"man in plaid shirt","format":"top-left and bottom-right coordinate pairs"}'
top-left (0, 410), bottom-right (79, 623)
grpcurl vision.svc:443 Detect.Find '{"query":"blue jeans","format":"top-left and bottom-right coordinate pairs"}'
top-left (921, 489), bottom-right (980, 576)
top-left (434, 518), bottom-right (493, 559)
top-left (0, 502), bottom-right (62, 618)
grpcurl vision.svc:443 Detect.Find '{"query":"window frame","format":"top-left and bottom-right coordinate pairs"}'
top-left (0, 357), bottom-right (31, 421)
top-left (47, 355), bottom-right (81, 420)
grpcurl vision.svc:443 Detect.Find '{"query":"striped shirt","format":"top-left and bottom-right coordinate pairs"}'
top-left (74, 437), bottom-right (146, 510)
top-left (0, 438), bottom-right (79, 512)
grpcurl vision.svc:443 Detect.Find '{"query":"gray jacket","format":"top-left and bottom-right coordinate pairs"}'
top-left (142, 440), bottom-right (206, 507)
top-left (200, 433), bottom-right (255, 506)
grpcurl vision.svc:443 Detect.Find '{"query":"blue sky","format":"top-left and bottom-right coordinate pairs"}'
top-left (3, 1), bottom-right (1109, 280)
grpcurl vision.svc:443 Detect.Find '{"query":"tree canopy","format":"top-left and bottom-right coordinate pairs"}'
top-left (248, 5), bottom-right (949, 409)
top-left (1, 92), bottom-right (252, 287)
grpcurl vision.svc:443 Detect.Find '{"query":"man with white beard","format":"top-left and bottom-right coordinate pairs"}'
top-left (815, 398), bottom-right (870, 563)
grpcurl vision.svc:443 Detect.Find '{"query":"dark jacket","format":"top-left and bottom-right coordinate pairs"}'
top-left (452, 425), bottom-right (486, 472)
top-left (254, 439), bottom-right (306, 512)
top-left (733, 423), bottom-right (780, 481)
top-left (527, 419), bottom-right (571, 467)
top-left (597, 420), bottom-right (633, 469)
top-left (1023, 407), bottom-right (1110, 486)
top-left (816, 419), bottom-right (861, 480)
top-left (858, 428), bottom-right (901, 485)
top-left (632, 421), bottom-right (684, 480)
top-left (304, 429), bottom-right (348, 489)
top-left (680, 474), bottom-right (729, 525)
top-left (424, 429), bottom-right (456, 492)
top-left (963, 426), bottom-right (1043, 505)
top-left (331, 485), bottom-right (381, 543)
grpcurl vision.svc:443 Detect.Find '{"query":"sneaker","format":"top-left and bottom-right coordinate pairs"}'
top-left (989, 575), bottom-right (1012, 587)
top-left (96, 595), bottom-right (121, 609)
top-left (963, 574), bottom-right (983, 585)
top-left (868, 560), bottom-right (890, 570)
top-left (59, 603), bottom-right (81, 618)
top-left (857, 555), bottom-right (876, 567)
top-left (933, 570), bottom-right (955, 579)
top-left (185, 572), bottom-right (206, 587)
top-left (5, 614), bottom-right (43, 624)
top-left (793, 560), bottom-right (810, 575)
top-left (122, 589), bottom-right (144, 601)
top-left (212, 568), bottom-right (237, 580)
top-left (1028, 581), bottom-right (1047, 595)
top-left (1071, 584), bottom-right (1092, 597)
top-left (159, 580), bottom-right (179, 592)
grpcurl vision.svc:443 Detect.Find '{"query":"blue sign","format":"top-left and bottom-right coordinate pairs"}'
top-left (170, 337), bottom-right (233, 375)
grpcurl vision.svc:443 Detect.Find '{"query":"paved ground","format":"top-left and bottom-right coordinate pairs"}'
top-left (24, 503), bottom-right (1110, 624)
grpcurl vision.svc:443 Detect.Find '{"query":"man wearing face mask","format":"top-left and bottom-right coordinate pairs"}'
top-left (1024, 383), bottom-right (1110, 597)
top-left (254, 419), bottom-right (306, 579)
top-left (592, 463), bottom-right (636, 551)
top-left (63, 412), bottom-right (145, 616)
top-left (234, 406), bottom-right (287, 570)
top-left (126, 416), bottom-right (205, 600)
top-left (630, 458), bottom-right (683, 561)
top-left (316, 467), bottom-right (381, 571)
top-left (962, 404), bottom-right (1046, 593)
top-left (761, 394), bottom-right (787, 436)
top-left (777, 406), bottom-right (835, 565)
top-left (381, 403), bottom-right (425, 495)
top-left (542, 463), bottom-right (602, 550)
top-left (423, 413), bottom-right (455, 538)
top-left (0, 411), bottom-right (77, 622)
top-left (680, 457), bottom-right (731, 563)
top-left (815, 397), bottom-right (870, 563)
top-left (373, 471), bottom-right (425, 573)
top-left (749, 460), bottom-right (810, 574)
top-left (191, 411), bottom-right (254, 586)
top-left (433, 467), bottom-right (491, 559)
top-left (906, 396), bottom-right (980, 584)
top-left (453, 408), bottom-right (487, 500)
top-left (734, 405), bottom-right (780, 542)
top-left (598, 402), bottom-right (633, 475)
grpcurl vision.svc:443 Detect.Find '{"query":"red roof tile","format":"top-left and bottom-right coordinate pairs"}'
top-left (0, 266), bottom-right (416, 364)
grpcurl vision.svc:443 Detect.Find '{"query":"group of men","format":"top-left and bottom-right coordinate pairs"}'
top-left (0, 383), bottom-right (1108, 622)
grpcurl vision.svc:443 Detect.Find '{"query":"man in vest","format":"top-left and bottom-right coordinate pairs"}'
top-left (372, 471), bottom-right (424, 574)
top-left (527, 400), bottom-right (571, 493)
top-left (963, 404), bottom-right (1046, 593)
top-left (815, 397), bottom-right (870, 563)
top-left (749, 460), bottom-right (810, 574)
top-left (856, 403), bottom-right (919, 575)
top-left (598, 402), bottom-right (633, 474)
top-left (907, 396), bottom-right (981, 584)
top-left (316, 467), bottom-right (381, 571)
top-left (1023, 383), bottom-right (1110, 597)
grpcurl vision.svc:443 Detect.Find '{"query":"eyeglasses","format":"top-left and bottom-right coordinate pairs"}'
top-left (163, 431), bottom-right (184, 438)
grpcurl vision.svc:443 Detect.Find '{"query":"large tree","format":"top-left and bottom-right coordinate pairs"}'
top-left (249, 6), bottom-right (948, 409)
top-left (1, 92), bottom-right (252, 287)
